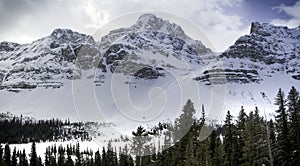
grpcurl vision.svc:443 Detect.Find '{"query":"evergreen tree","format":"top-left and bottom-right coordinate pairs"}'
top-left (236, 106), bottom-right (247, 165)
top-left (66, 146), bottom-right (74, 166)
top-left (275, 88), bottom-right (290, 165)
top-left (210, 130), bottom-right (227, 166)
top-left (30, 142), bottom-right (38, 166)
top-left (12, 147), bottom-right (17, 166)
top-left (287, 86), bottom-right (300, 164)
top-left (268, 119), bottom-right (276, 144)
top-left (174, 99), bottom-right (196, 142)
top-left (119, 145), bottom-right (132, 166)
top-left (94, 150), bottom-right (101, 166)
top-left (171, 99), bottom-right (197, 165)
top-left (57, 145), bottom-right (65, 166)
top-left (223, 110), bottom-right (238, 166)
top-left (4, 144), bottom-right (11, 166)
top-left (106, 141), bottom-right (117, 166)
top-left (75, 143), bottom-right (81, 166)
top-left (45, 147), bottom-right (51, 166)
top-left (101, 147), bottom-right (107, 166)
top-left (20, 149), bottom-right (29, 166)
top-left (251, 107), bottom-right (269, 165)
top-left (131, 126), bottom-right (150, 166)
top-left (265, 118), bottom-right (275, 166)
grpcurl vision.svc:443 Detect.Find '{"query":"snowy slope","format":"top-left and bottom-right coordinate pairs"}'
top-left (0, 13), bottom-right (299, 138)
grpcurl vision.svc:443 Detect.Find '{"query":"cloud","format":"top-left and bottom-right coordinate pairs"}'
top-left (0, 0), bottom-right (249, 52)
top-left (0, 0), bottom-right (94, 43)
top-left (271, 1), bottom-right (300, 27)
top-left (81, 0), bottom-right (249, 51)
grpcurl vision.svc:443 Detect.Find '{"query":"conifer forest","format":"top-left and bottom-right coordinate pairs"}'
top-left (1, 87), bottom-right (300, 166)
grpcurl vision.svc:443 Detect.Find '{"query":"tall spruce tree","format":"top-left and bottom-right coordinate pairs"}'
top-left (287, 86), bottom-right (300, 164)
top-left (275, 88), bottom-right (290, 165)
top-left (66, 146), bottom-right (74, 166)
top-left (4, 144), bottom-right (11, 166)
top-left (210, 130), bottom-right (227, 166)
top-left (101, 147), bottom-right (107, 166)
top-left (174, 99), bottom-right (196, 142)
top-left (94, 150), bottom-right (101, 166)
top-left (57, 145), bottom-right (65, 166)
top-left (20, 149), bottom-right (29, 166)
top-left (224, 110), bottom-right (238, 166)
top-left (45, 147), bottom-right (51, 166)
top-left (30, 142), bottom-right (38, 166)
top-left (236, 106), bottom-right (247, 165)
top-left (131, 126), bottom-right (150, 166)
top-left (75, 142), bottom-right (81, 166)
top-left (12, 147), bottom-right (17, 166)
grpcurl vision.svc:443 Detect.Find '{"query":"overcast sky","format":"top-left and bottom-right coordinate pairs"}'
top-left (0, 0), bottom-right (299, 52)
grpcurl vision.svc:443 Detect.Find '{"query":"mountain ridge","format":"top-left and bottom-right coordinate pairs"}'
top-left (0, 14), bottom-right (299, 122)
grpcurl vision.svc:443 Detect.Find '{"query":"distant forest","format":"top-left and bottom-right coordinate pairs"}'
top-left (0, 86), bottom-right (300, 166)
top-left (0, 116), bottom-right (90, 143)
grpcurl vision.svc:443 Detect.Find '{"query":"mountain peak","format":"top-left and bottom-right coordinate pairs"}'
top-left (250, 22), bottom-right (274, 34)
top-left (51, 28), bottom-right (76, 37)
top-left (136, 13), bottom-right (159, 23)
top-left (0, 41), bottom-right (20, 52)
top-left (50, 28), bottom-right (94, 44)
top-left (132, 13), bottom-right (187, 39)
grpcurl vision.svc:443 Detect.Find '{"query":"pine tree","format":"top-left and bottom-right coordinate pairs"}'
top-left (106, 141), bottom-right (117, 166)
top-left (20, 149), bottom-right (29, 166)
top-left (75, 143), bottom-right (81, 166)
top-left (287, 86), bottom-right (300, 164)
top-left (94, 150), bottom-right (101, 166)
top-left (236, 106), bottom-right (247, 165)
top-left (45, 147), bottom-right (51, 166)
top-left (268, 119), bottom-right (276, 144)
top-left (210, 130), bottom-right (227, 166)
top-left (57, 145), bottom-right (65, 166)
top-left (174, 99), bottom-right (196, 142)
top-left (12, 147), bottom-right (17, 166)
top-left (66, 146), bottom-right (74, 166)
top-left (131, 126), bottom-right (150, 166)
top-left (4, 144), bottom-right (11, 166)
top-left (275, 88), bottom-right (290, 165)
top-left (30, 142), bottom-right (38, 166)
top-left (265, 118), bottom-right (275, 166)
top-left (223, 110), bottom-right (238, 166)
top-left (185, 136), bottom-right (197, 166)
top-left (119, 145), bottom-right (132, 166)
top-left (251, 107), bottom-right (269, 165)
top-left (171, 99), bottom-right (197, 165)
top-left (101, 147), bottom-right (107, 166)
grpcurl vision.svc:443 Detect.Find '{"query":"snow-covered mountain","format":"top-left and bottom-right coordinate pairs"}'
top-left (195, 22), bottom-right (300, 85)
top-left (0, 13), bottom-right (299, 123)
top-left (0, 28), bottom-right (99, 90)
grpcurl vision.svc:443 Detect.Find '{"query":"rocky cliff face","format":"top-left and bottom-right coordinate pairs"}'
top-left (195, 22), bottom-right (300, 85)
top-left (0, 14), bottom-right (300, 91)
top-left (98, 14), bottom-right (211, 80)
top-left (0, 29), bottom-right (100, 90)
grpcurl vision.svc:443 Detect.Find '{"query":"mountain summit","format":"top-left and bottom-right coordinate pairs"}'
top-left (133, 13), bottom-right (187, 40)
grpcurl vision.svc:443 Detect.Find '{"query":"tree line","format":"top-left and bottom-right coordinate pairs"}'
top-left (0, 86), bottom-right (299, 165)
top-left (0, 116), bottom-right (90, 144)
